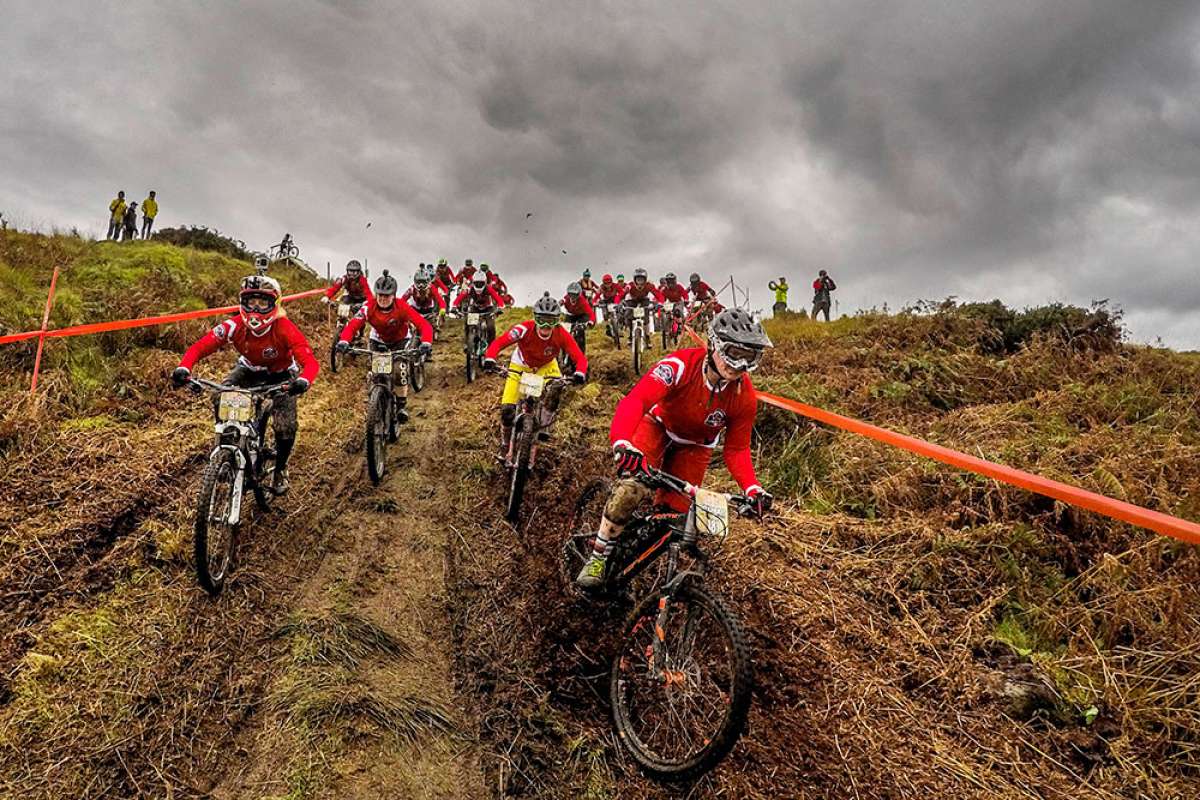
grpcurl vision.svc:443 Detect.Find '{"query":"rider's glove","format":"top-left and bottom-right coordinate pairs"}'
top-left (320, 295), bottom-right (331, 305)
top-left (335, 340), bottom-right (350, 354)
top-left (420, 342), bottom-right (433, 360)
top-left (613, 444), bottom-right (648, 477)
top-left (587, 320), bottom-right (595, 328)
top-left (482, 357), bottom-right (497, 372)
top-left (572, 371), bottom-right (586, 385)
top-left (746, 486), bottom-right (773, 517)
top-left (287, 377), bottom-right (310, 397)
top-left (171, 366), bottom-right (191, 388)
top-left (438, 308), bottom-right (447, 317)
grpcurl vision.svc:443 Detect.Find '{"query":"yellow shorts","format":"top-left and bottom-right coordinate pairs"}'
top-left (501, 359), bottom-right (561, 405)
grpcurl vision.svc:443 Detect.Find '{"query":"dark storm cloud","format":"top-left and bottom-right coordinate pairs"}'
top-left (2, 0), bottom-right (1199, 344)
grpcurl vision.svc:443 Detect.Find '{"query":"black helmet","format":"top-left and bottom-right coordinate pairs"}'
top-left (413, 270), bottom-right (429, 288)
top-left (346, 259), bottom-right (362, 275)
top-left (375, 269), bottom-right (398, 295)
top-left (689, 272), bottom-right (701, 284)
top-left (465, 258), bottom-right (473, 267)
top-left (633, 268), bottom-right (647, 282)
top-left (709, 308), bottom-right (772, 373)
top-left (664, 272), bottom-right (677, 284)
top-left (567, 281), bottom-right (582, 296)
top-left (534, 292), bottom-right (561, 324)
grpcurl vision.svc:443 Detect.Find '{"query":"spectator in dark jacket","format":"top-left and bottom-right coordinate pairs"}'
top-left (812, 270), bottom-right (837, 321)
top-left (122, 202), bottom-right (139, 241)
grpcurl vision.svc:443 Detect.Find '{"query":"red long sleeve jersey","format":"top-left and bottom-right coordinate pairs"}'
top-left (453, 284), bottom-right (505, 309)
top-left (324, 274), bottom-right (370, 302)
top-left (485, 320), bottom-right (588, 373)
top-left (180, 316), bottom-right (320, 383)
top-left (435, 265), bottom-right (456, 287)
top-left (562, 294), bottom-right (596, 323)
top-left (659, 284), bottom-right (689, 303)
top-left (597, 282), bottom-right (620, 302)
top-left (617, 282), bottom-right (664, 304)
top-left (611, 347), bottom-right (760, 492)
top-left (402, 285), bottom-right (447, 312)
top-left (340, 297), bottom-right (433, 345)
top-left (689, 281), bottom-right (715, 301)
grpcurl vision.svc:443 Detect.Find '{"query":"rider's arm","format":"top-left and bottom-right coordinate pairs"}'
top-left (555, 326), bottom-right (588, 374)
top-left (483, 323), bottom-right (524, 361)
top-left (339, 305), bottom-right (368, 343)
top-left (358, 275), bottom-right (374, 303)
top-left (178, 320), bottom-right (233, 370)
top-left (452, 291), bottom-right (469, 309)
top-left (581, 296), bottom-right (596, 324)
top-left (721, 380), bottom-right (761, 494)
top-left (487, 285), bottom-right (505, 308)
top-left (650, 285), bottom-right (665, 303)
top-left (402, 299), bottom-right (434, 344)
top-left (433, 287), bottom-right (447, 311)
top-left (280, 319), bottom-right (321, 383)
top-left (323, 276), bottom-right (345, 300)
top-left (609, 359), bottom-right (676, 449)
top-left (679, 287), bottom-right (690, 301)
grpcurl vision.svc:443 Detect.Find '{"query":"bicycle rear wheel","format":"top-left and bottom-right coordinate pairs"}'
top-left (611, 583), bottom-right (753, 782)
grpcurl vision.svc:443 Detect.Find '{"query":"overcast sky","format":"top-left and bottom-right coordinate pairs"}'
top-left (2, 1), bottom-right (1198, 346)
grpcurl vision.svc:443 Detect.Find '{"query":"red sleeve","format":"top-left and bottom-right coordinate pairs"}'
top-left (487, 285), bottom-right (505, 307)
top-left (452, 292), bottom-right (466, 308)
top-left (281, 319), bottom-right (320, 383)
top-left (680, 288), bottom-right (689, 301)
top-left (813, 280), bottom-right (822, 290)
top-left (434, 287), bottom-right (447, 311)
top-left (179, 322), bottom-right (231, 370)
top-left (324, 276), bottom-right (345, 299)
top-left (609, 359), bottom-right (676, 448)
top-left (614, 287), bottom-right (626, 303)
top-left (401, 287), bottom-right (413, 301)
top-left (555, 326), bottom-right (587, 374)
top-left (583, 296), bottom-right (596, 323)
top-left (401, 299), bottom-right (433, 344)
top-left (650, 286), bottom-right (665, 302)
top-left (722, 380), bottom-right (760, 491)
top-left (447, 268), bottom-right (457, 284)
top-left (359, 275), bottom-right (373, 302)
top-left (340, 305), bottom-right (367, 343)
top-left (484, 321), bottom-right (527, 361)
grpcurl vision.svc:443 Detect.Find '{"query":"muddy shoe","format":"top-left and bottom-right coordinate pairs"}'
top-left (272, 467), bottom-right (290, 496)
top-left (575, 553), bottom-right (607, 590)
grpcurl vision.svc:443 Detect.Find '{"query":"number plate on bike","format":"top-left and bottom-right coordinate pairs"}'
top-left (217, 391), bottom-right (252, 422)
top-left (467, 312), bottom-right (481, 325)
top-left (693, 488), bottom-right (730, 540)
top-left (633, 306), bottom-right (645, 319)
top-left (518, 372), bottom-right (545, 399)
top-left (371, 353), bottom-right (394, 374)
top-left (338, 302), bottom-right (352, 317)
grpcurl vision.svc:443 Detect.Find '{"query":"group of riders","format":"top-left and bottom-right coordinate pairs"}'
top-left (169, 256), bottom-right (772, 589)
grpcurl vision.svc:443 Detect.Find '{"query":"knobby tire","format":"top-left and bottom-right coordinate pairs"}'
top-left (194, 448), bottom-right (239, 596)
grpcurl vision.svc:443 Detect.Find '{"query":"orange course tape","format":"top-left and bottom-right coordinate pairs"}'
top-left (0, 288), bottom-right (327, 346)
top-left (684, 323), bottom-right (1200, 546)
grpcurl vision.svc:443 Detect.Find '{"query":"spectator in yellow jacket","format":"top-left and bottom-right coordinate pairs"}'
top-left (141, 191), bottom-right (158, 238)
top-left (107, 191), bottom-right (126, 240)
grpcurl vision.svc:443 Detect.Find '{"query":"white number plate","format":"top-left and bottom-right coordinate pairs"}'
top-left (693, 488), bottom-right (730, 541)
top-left (518, 372), bottom-right (545, 399)
top-left (633, 307), bottom-right (645, 319)
top-left (467, 312), bottom-right (481, 325)
top-left (217, 391), bottom-right (252, 422)
top-left (338, 302), bottom-right (352, 317)
top-left (371, 353), bottom-right (394, 374)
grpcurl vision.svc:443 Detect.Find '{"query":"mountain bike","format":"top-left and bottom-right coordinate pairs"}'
top-left (490, 365), bottom-right (576, 522)
top-left (602, 301), bottom-right (622, 349)
top-left (661, 301), bottom-right (685, 350)
top-left (625, 304), bottom-right (651, 374)
top-left (328, 300), bottom-right (364, 373)
top-left (560, 317), bottom-right (590, 376)
top-left (458, 308), bottom-right (495, 384)
top-left (346, 342), bottom-right (422, 485)
top-left (562, 467), bottom-right (768, 781)
top-left (186, 377), bottom-right (289, 596)
top-left (688, 300), bottom-right (714, 333)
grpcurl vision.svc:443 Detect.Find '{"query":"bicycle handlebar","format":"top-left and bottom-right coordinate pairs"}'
top-left (634, 464), bottom-right (768, 518)
top-left (187, 377), bottom-right (291, 397)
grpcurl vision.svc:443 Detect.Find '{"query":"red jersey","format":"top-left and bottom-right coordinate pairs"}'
top-left (659, 283), bottom-right (689, 303)
top-left (435, 265), bottom-right (456, 287)
top-left (689, 281), bottom-right (715, 301)
top-left (180, 315), bottom-right (320, 383)
top-left (562, 293), bottom-right (596, 323)
top-left (458, 266), bottom-right (477, 286)
top-left (579, 277), bottom-right (599, 299)
top-left (341, 296), bottom-right (433, 346)
top-left (324, 274), bottom-right (370, 302)
top-left (486, 320), bottom-right (588, 373)
top-left (402, 284), bottom-right (446, 313)
top-left (597, 281), bottom-right (620, 302)
top-left (453, 283), bottom-right (505, 310)
top-left (610, 347), bottom-right (759, 492)
top-left (617, 281), bottom-right (664, 304)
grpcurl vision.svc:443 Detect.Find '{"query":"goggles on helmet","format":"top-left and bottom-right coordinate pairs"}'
top-left (714, 340), bottom-right (766, 373)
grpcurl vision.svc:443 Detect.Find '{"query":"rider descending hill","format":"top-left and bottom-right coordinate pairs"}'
top-left (615, 268), bottom-right (665, 334)
top-left (453, 274), bottom-right (505, 346)
top-left (171, 275), bottom-right (319, 495)
top-left (576, 308), bottom-right (774, 588)
top-left (562, 282), bottom-right (597, 325)
top-left (322, 259), bottom-right (369, 305)
top-left (337, 270), bottom-right (433, 424)
top-left (483, 293), bottom-right (587, 461)
top-left (402, 268), bottom-right (448, 316)
top-left (434, 258), bottom-right (456, 292)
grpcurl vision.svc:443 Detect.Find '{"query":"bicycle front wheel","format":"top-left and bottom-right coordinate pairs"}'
top-left (505, 416), bottom-right (534, 522)
top-left (611, 583), bottom-right (753, 782)
top-left (365, 385), bottom-right (389, 485)
top-left (194, 449), bottom-right (240, 596)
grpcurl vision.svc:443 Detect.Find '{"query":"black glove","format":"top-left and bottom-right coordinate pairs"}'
top-left (287, 378), bottom-right (310, 396)
top-left (171, 366), bottom-right (191, 388)
top-left (614, 445), bottom-right (648, 477)
top-left (747, 488), bottom-right (773, 518)
top-left (420, 342), bottom-right (433, 360)
top-left (335, 340), bottom-right (350, 354)
top-left (572, 371), bottom-right (586, 385)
